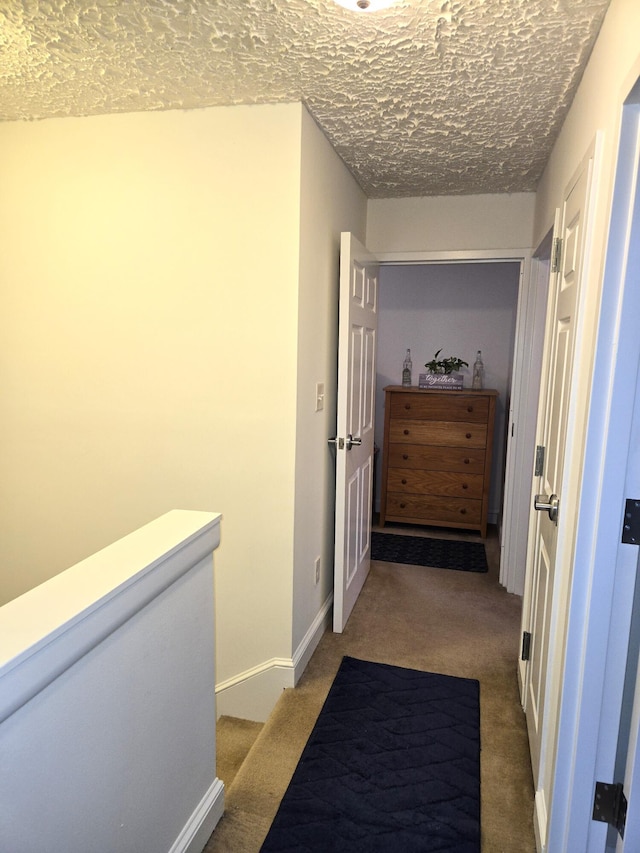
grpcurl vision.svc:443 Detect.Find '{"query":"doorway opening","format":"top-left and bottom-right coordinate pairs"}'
top-left (370, 254), bottom-right (547, 597)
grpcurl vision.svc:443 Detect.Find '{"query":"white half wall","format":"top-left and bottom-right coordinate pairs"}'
top-left (0, 510), bottom-right (222, 853)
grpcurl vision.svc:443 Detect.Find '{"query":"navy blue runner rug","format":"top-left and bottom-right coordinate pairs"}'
top-left (371, 532), bottom-right (488, 573)
top-left (260, 656), bottom-right (481, 852)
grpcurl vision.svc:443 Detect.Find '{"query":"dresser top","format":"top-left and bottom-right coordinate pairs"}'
top-left (384, 385), bottom-right (499, 396)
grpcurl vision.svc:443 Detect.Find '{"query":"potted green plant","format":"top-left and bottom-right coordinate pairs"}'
top-left (420, 350), bottom-right (468, 389)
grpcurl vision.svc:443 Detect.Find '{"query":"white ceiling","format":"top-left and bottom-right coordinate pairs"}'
top-left (0, 0), bottom-right (611, 198)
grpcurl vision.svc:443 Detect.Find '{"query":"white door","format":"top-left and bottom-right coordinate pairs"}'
top-left (516, 235), bottom-right (554, 706)
top-left (332, 232), bottom-right (379, 633)
top-left (520, 149), bottom-right (596, 828)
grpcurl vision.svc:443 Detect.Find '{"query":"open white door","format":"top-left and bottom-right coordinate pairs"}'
top-left (519, 146), bottom-right (597, 847)
top-left (332, 232), bottom-right (379, 633)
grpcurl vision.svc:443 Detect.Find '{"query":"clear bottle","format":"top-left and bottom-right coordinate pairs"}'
top-left (402, 349), bottom-right (412, 387)
top-left (472, 350), bottom-right (484, 389)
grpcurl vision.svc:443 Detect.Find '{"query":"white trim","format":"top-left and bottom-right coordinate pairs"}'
top-left (215, 657), bottom-right (295, 722)
top-left (376, 248), bottom-right (533, 264)
top-left (168, 778), bottom-right (225, 853)
top-left (377, 245), bottom-right (539, 598)
top-left (538, 134), bottom-right (605, 852)
top-left (293, 593), bottom-right (333, 681)
top-left (548, 110), bottom-right (640, 851)
top-left (534, 790), bottom-right (548, 853)
top-left (216, 594), bottom-right (333, 722)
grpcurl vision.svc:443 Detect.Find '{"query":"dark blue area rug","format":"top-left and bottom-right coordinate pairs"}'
top-left (371, 532), bottom-right (488, 573)
top-left (260, 657), bottom-right (481, 853)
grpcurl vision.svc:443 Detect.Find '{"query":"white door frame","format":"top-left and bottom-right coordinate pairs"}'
top-left (377, 248), bottom-right (536, 595)
top-left (546, 98), bottom-right (640, 851)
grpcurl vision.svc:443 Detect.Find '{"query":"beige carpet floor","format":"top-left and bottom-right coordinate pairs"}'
top-left (206, 525), bottom-right (535, 852)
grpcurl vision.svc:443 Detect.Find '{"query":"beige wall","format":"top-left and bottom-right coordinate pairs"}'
top-left (0, 101), bottom-right (368, 700)
top-left (292, 110), bottom-right (367, 651)
top-left (366, 192), bottom-right (535, 254)
top-left (0, 104), bottom-right (303, 684)
top-left (534, 0), bottom-right (640, 247)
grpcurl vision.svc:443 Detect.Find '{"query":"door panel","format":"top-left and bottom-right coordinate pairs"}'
top-left (520, 151), bottom-right (595, 842)
top-left (333, 233), bottom-right (379, 633)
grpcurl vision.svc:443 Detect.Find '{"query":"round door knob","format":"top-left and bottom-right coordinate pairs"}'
top-left (534, 493), bottom-right (559, 523)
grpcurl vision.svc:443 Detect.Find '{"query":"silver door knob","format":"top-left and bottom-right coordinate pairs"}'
top-left (346, 434), bottom-right (362, 450)
top-left (534, 493), bottom-right (559, 523)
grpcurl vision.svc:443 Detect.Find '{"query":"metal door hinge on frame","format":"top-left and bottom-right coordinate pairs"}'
top-left (534, 446), bottom-right (545, 478)
top-left (552, 237), bottom-right (563, 273)
top-left (521, 631), bottom-right (531, 661)
top-left (592, 781), bottom-right (627, 839)
top-left (622, 498), bottom-right (640, 544)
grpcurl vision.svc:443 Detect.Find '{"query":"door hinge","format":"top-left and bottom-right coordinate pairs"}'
top-left (552, 237), bottom-right (563, 273)
top-left (521, 631), bottom-right (531, 661)
top-left (534, 446), bottom-right (545, 478)
top-left (622, 499), bottom-right (640, 544)
top-left (593, 781), bottom-right (627, 839)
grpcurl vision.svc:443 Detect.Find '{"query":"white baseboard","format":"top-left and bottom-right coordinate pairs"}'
top-left (293, 593), bottom-right (333, 683)
top-left (169, 777), bottom-right (225, 853)
top-left (216, 659), bottom-right (295, 721)
top-left (215, 594), bottom-right (333, 722)
top-left (533, 789), bottom-right (547, 853)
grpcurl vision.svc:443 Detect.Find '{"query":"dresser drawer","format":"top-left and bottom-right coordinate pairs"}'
top-left (390, 419), bottom-right (488, 448)
top-left (385, 493), bottom-right (482, 525)
top-left (389, 393), bottom-right (489, 422)
top-left (388, 443), bottom-right (486, 473)
top-left (380, 386), bottom-right (497, 536)
top-left (386, 468), bottom-right (484, 499)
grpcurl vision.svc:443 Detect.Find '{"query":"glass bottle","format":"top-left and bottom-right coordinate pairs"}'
top-left (402, 349), bottom-right (412, 387)
top-left (472, 350), bottom-right (484, 389)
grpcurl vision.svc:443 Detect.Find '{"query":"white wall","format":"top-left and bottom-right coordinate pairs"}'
top-left (374, 263), bottom-right (520, 520)
top-left (366, 193), bottom-right (535, 254)
top-left (0, 105), bottom-right (302, 694)
top-left (292, 110), bottom-right (367, 655)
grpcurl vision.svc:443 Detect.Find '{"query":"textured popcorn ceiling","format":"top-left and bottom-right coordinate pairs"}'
top-left (0, 0), bottom-right (611, 197)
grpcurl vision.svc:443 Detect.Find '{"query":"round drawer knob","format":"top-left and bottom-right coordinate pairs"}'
top-left (404, 429), bottom-right (410, 435)
top-left (401, 479), bottom-right (407, 485)
top-left (402, 454), bottom-right (409, 460)
top-left (466, 432), bottom-right (472, 439)
top-left (467, 406), bottom-right (473, 413)
top-left (462, 483), bottom-right (468, 490)
top-left (404, 404), bottom-right (411, 410)
top-left (400, 502), bottom-right (406, 509)
top-left (463, 458), bottom-right (470, 465)
top-left (460, 508), bottom-right (467, 515)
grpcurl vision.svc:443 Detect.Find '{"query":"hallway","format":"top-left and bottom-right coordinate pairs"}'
top-left (208, 525), bottom-right (535, 851)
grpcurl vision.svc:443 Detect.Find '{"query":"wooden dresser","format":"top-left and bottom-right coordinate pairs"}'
top-left (379, 386), bottom-right (498, 538)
